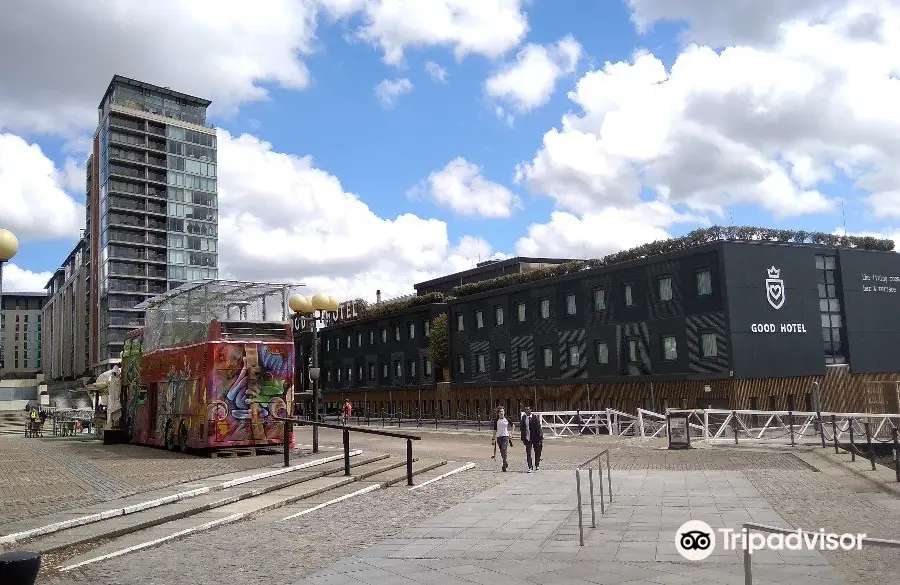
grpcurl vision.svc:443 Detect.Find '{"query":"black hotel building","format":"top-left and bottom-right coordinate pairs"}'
top-left (319, 237), bottom-right (900, 417)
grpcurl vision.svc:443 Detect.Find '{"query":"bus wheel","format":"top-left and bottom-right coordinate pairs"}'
top-left (178, 423), bottom-right (189, 453)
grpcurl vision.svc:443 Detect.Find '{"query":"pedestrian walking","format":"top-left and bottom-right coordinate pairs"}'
top-left (340, 399), bottom-right (352, 425)
top-left (520, 405), bottom-right (543, 472)
top-left (491, 406), bottom-right (513, 472)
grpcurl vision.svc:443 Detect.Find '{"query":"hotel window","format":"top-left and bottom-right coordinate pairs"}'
top-left (423, 320), bottom-right (430, 337)
top-left (541, 346), bottom-right (553, 367)
top-left (346, 366), bottom-right (353, 381)
top-left (336, 337), bottom-right (341, 350)
top-left (497, 351), bottom-right (507, 371)
top-left (408, 322), bottom-right (415, 339)
top-left (696, 269), bottom-right (712, 296)
top-left (369, 330), bottom-right (375, 345)
top-left (424, 359), bottom-right (433, 376)
top-left (516, 301), bottom-right (526, 322)
top-left (381, 328), bottom-right (388, 343)
top-left (475, 309), bottom-right (484, 329)
top-left (567, 345), bottom-right (579, 366)
top-left (394, 360), bottom-right (402, 377)
top-left (408, 359), bottom-right (417, 377)
top-left (519, 348), bottom-right (529, 369)
top-left (326, 370), bottom-right (332, 383)
top-left (476, 353), bottom-right (486, 373)
top-left (337, 368), bottom-right (342, 382)
top-left (540, 298), bottom-right (550, 318)
top-left (565, 293), bottom-right (577, 315)
top-left (358, 365), bottom-right (364, 381)
top-left (382, 363), bottom-right (389, 379)
top-left (457, 354), bottom-right (466, 373)
top-left (456, 313), bottom-right (464, 331)
top-left (326, 338), bottom-right (331, 352)
top-left (357, 332), bottom-right (363, 346)
top-left (624, 283), bottom-right (635, 307)
top-left (593, 288), bottom-right (606, 311)
top-left (368, 363), bottom-right (376, 380)
top-left (658, 277), bottom-right (673, 301)
top-left (815, 254), bottom-right (845, 364)
top-left (394, 326), bottom-right (401, 341)
top-left (701, 333), bottom-right (717, 358)
top-left (595, 341), bottom-right (609, 364)
top-left (662, 336), bottom-right (677, 360)
top-left (627, 339), bottom-right (638, 362)
top-left (494, 306), bottom-right (504, 326)
top-left (346, 334), bottom-right (351, 348)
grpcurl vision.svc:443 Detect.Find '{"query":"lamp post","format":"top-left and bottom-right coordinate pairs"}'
top-left (289, 293), bottom-right (339, 455)
top-left (0, 229), bottom-right (19, 373)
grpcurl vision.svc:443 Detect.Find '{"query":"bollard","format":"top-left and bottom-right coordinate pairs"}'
top-left (606, 450), bottom-right (613, 504)
top-left (732, 411), bottom-right (739, 445)
top-left (864, 421), bottom-right (876, 471)
top-left (0, 551), bottom-right (41, 585)
top-left (477, 412), bottom-right (482, 431)
top-left (788, 411), bottom-right (795, 446)
top-left (397, 411), bottom-right (401, 428)
top-left (743, 545), bottom-right (752, 585)
top-left (382, 410), bottom-right (385, 427)
top-left (818, 412), bottom-right (826, 449)
top-left (849, 421), bottom-right (856, 461)
top-left (575, 469), bottom-right (584, 546)
top-left (283, 419), bottom-right (292, 468)
top-left (407, 438), bottom-right (414, 486)
top-left (343, 427), bottom-right (351, 476)
top-left (832, 415), bottom-right (839, 454)
top-left (597, 462), bottom-right (606, 514)
top-left (587, 467), bottom-right (596, 528)
top-left (456, 415), bottom-right (460, 431)
top-left (312, 421), bottom-right (319, 454)
top-left (434, 414), bottom-right (438, 429)
top-left (893, 428), bottom-right (900, 483)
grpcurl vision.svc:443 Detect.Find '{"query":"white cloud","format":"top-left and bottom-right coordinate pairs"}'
top-left (515, 202), bottom-right (706, 258)
top-left (0, 264), bottom-right (52, 293)
top-left (486, 36), bottom-right (582, 113)
top-left (0, 0), bottom-right (319, 136)
top-left (374, 78), bottom-right (413, 108)
top-left (424, 61), bottom-right (449, 83)
top-left (0, 133), bottom-right (84, 240)
top-left (494, 106), bottom-right (515, 128)
top-left (517, 1), bottom-right (900, 221)
top-left (318, 0), bottom-right (529, 65)
top-left (409, 157), bottom-right (521, 218)
top-left (214, 131), bottom-right (501, 302)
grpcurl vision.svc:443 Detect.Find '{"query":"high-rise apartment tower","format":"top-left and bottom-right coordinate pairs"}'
top-left (85, 75), bottom-right (218, 372)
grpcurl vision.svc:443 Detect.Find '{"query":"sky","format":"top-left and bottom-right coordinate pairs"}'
top-left (1, 0), bottom-right (900, 302)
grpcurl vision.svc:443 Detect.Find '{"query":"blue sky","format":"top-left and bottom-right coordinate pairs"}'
top-left (1, 0), bottom-right (898, 299)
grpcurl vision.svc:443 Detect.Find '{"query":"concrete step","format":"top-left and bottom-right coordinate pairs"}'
top-left (56, 475), bottom-right (363, 570)
top-left (23, 454), bottom-right (390, 553)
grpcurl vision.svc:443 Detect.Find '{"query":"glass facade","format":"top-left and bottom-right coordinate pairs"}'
top-left (93, 77), bottom-right (217, 365)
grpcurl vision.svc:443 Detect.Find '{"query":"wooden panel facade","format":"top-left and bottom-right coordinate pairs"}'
top-left (323, 365), bottom-right (900, 417)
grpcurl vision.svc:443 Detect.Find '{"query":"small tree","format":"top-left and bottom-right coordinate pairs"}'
top-left (426, 313), bottom-right (449, 372)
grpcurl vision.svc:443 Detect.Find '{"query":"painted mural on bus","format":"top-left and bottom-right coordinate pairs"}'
top-left (121, 322), bottom-right (294, 452)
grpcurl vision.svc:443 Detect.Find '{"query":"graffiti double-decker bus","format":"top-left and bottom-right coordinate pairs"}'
top-left (117, 280), bottom-right (301, 452)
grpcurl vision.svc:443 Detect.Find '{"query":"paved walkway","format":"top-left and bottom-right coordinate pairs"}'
top-left (293, 469), bottom-right (846, 585)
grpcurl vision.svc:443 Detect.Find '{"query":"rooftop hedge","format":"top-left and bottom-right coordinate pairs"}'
top-left (335, 291), bottom-right (447, 325)
top-left (449, 225), bottom-right (894, 298)
top-left (329, 225), bottom-right (894, 325)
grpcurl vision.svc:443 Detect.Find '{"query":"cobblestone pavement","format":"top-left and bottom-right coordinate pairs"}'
top-left (0, 435), bottom-right (284, 524)
top-left (744, 451), bottom-right (900, 584)
top-left (36, 430), bottom-right (895, 585)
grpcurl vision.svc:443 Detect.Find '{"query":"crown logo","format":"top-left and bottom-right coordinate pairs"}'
top-left (767, 266), bottom-right (780, 279)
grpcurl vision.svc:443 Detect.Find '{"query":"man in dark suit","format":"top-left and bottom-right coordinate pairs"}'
top-left (520, 405), bottom-right (543, 472)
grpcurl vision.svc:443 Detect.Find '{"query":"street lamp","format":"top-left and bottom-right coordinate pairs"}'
top-left (0, 229), bottom-right (19, 373)
top-left (289, 292), bottom-right (339, 454)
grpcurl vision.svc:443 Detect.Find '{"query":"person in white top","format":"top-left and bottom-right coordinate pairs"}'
top-left (492, 407), bottom-right (513, 472)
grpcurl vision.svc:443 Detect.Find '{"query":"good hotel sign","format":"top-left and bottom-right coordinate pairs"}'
top-left (749, 266), bottom-right (809, 334)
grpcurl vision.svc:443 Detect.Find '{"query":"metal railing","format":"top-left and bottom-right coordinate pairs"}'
top-left (742, 522), bottom-right (900, 584)
top-left (532, 409), bottom-right (641, 437)
top-left (574, 449), bottom-right (613, 546)
top-left (318, 410), bottom-right (506, 432)
top-left (276, 416), bottom-right (421, 486)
